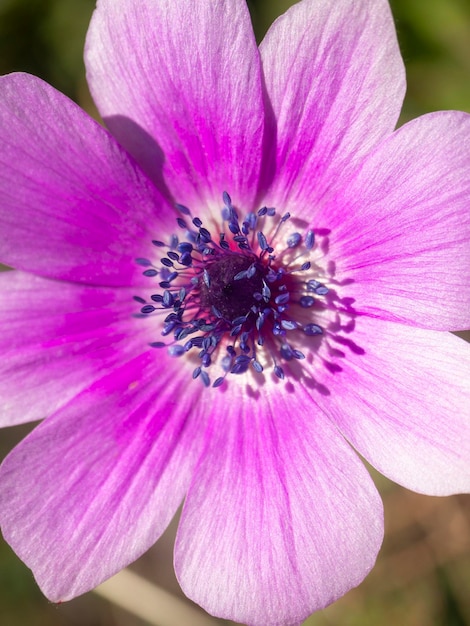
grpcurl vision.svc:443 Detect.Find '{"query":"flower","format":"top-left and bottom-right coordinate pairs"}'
top-left (0, 0), bottom-right (469, 624)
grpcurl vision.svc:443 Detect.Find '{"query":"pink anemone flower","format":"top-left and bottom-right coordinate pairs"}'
top-left (0, 1), bottom-right (469, 625)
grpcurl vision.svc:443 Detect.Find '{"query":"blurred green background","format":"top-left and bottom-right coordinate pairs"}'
top-left (1, 1), bottom-right (469, 625)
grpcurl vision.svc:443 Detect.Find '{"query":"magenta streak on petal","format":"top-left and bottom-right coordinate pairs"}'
top-left (0, 271), bottom-right (156, 425)
top-left (0, 350), bottom-right (205, 601)
top-left (85, 0), bottom-right (268, 211)
top-left (260, 0), bottom-right (405, 211)
top-left (175, 388), bottom-right (383, 626)
top-left (0, 73), bottom-right (174, 287)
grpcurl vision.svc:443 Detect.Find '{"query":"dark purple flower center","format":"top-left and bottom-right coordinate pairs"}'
top-left (198, 254), bottom-right (262, 320)
top-left (135, 193), bottom-right (328, 388)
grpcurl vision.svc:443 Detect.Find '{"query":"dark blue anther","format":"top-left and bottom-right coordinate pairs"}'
top-left (174, 327), bottom-right (187, 340)
top-left (223, 191), bottom-right (232, 207)
top-left (177, 242), bottom-right (193, 253)
top-left (143, 269), bottom-right (158, 277)
top-left (176, 217), bottom-right (187, 229)
top-left (274, 365), bottom-right (285, 379)
top-left (231, 355), bottom-right (251, 374)
top-left (258, 206), bottom-right (267, 216)
top-left (281, 212), bottom-right (291, 222)
top-left (133, 296), bottom-right (146, 304)
top-left (234, 270), bottom-right (247, 281)
top-left (135, 257), bottom-right (152, 266)
top-left (169, 345), bottom-right (185, 357)
top-left (162, 321), bottom-right (176, 336)
top-left (167, 251), bottom-right (179, 261)
top-left (141, 305), bottom-right (156, 314)
top-left (307, 280), bottom-right (320, 291)
top-left (252, 360), bottom-right (263, 373)
top-left (257, 231), bottom-right (269, 251)
top-left (203, 268), bottom-right (211, 288)
top-left (286, 233), bottom-right (301, 248)
top-left (176, 203), bottom-right (191, 215)
top-left (163, 291), bottom-right (174, 307)
top-left (275, 293), bottom-right (290, 305)
top-left (161, 258), bottom-right (174, 267)
top-left (301, 261), bottom-right (311, 271)
top-left (193, 217), bottom-right (202, 228)
top-left (192, 367), bottom-right (201, 379)
top-left (280, 344), bottom-right (294, 360)
top-left (213, 377), bottom-right (225, 388)
top-left (230, 324), bottom-right (243, 336)
top-left (299, 296), bottom-right (315, 308)
top-left (212, 306), bottom-right (223, 318)
top-left (303, 323), bottom-right (323, 336)
top-left (199, 323), bottom-right (215, 332)
top-left (281, 320), bottom-right (297, 331)
top-left (262, 282), bottom-right (271, 300)
top-left (305, 230), bottom-right (315, 250)
top-left (200, 371), bottom-right (210, 387)
top-left (199, 227), bottom-right (211, 242)
top-left (151, 294), bottom-right (164, 303)
top-left (150, 341), bottom-right (166, 348)
top-left (232, 315), bottom-right (247, 326)
top-left (152, 240), bottom-right (165, 247)
top-left (246, 264), bottom-right (257, 278)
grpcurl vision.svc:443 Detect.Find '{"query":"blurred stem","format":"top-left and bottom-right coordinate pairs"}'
top-left (94, 569), bottom-right (223, 626)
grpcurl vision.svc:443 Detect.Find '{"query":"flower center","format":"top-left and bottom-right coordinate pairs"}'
top-left (135, 193), bottom-right (328, 388)
top-left (199, 254), bottom-right (262, 320)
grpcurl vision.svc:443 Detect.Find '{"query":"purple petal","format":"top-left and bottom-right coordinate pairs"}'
top-left (323, 111), bottom-right (470, 330)
top-left (0, 351), bottom-right (203, 601)
top-left (175, 391), bottom-right (382, 626)
top-left (310, 317), bottom-right (470, 495)
top-left (260, 0), bottom-right (405, 208)
top-left (0, 271), bottom-right (155, 425)
top-left (0, 73), bottom-right (171, 286)
top-left (85, 0), bottom-right (267, 210)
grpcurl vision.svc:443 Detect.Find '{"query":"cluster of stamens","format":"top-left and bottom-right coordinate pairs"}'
top-left (134, 192), bottom-right (329, 388)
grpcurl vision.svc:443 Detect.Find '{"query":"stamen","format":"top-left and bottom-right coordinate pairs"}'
top-left (135, 192), bottom-right (329, 387)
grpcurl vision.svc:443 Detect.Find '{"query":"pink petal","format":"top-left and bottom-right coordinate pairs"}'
top-left (0, 352), bottom-right (203, 601)
top-left (310, 316), bottom-right (470, 495)
top-left (175, 390), bottom-right (382, 626)
top-left (0, 73), bottom-right (170, 286)
top-left (0, 271), bottom-right (156, 426)
top-left (321, 111), bottom-right (470, 330)
top-left (85, 0), bottom-right (267, 211)
top-left (260, 0), bottom-right (405, 209)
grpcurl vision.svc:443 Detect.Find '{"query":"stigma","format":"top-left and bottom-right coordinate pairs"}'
top-left (135, 192), bottom-right (328, 388)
